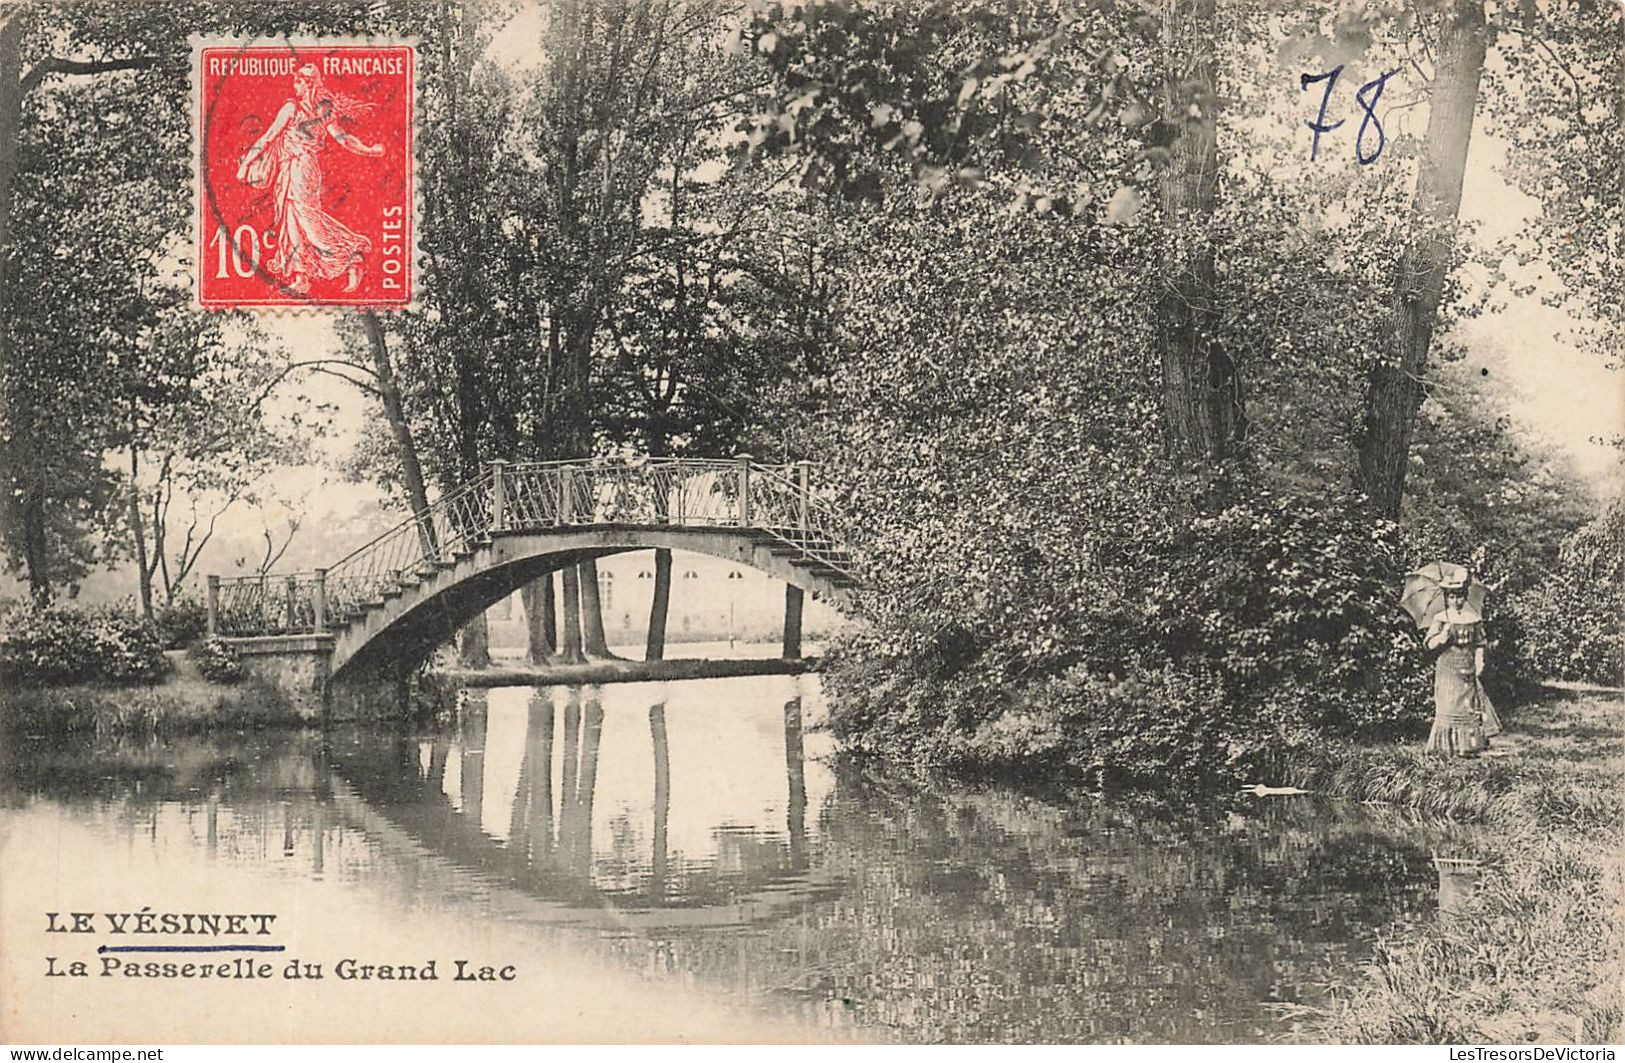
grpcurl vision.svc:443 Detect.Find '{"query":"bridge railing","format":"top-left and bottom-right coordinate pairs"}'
top-left (207, 455), bottom-right (858, 638)
top-left (208, 572), bottom-right (325, 638)
top-left (502, 457), bottom-right (804, 528)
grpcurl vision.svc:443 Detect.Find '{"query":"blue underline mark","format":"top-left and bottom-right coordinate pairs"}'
top-left (97, 944), bottom-right (287, 954)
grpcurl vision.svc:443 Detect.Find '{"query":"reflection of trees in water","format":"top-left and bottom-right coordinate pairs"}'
top-left (0, 729), bottom-right (353, 875)
top-left (3, 703), bottom-right (1468, 1044)
top-left (594, 776), bottom-right (1459, 1044)
top-left (330, 689), bottom-right (809, 910)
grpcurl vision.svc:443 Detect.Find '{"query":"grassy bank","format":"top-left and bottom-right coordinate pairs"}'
top-left (0, 651), bottom-right (305, 736)
top-left (1291, 693), bottom-right (1624, 1043)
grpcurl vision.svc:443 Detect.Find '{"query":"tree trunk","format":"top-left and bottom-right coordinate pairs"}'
top-left (361, 311), bottom-right (436, 556)
top-left (782, 583), bottom-right (804, 659)
top-left (521, 574), bottom-right (556, 663)
top-left (557, 561), bottom-right (585, 662)
top-left (128, 444), bottom-right (152, 619)
top-left (578, 556), bottom-right (616, 658)
top-left (1357, 0), bottom-right (1487, 517)
top-left (1156, 0), bottom-right (1244, 465)
top-left (2, 18), bottom-right (42, 603)
top-left (21, 480), bottom-right (48, 603)
top-left (459, 611), bottom-right (491, 668)
top-left (645, 547), bottom-right (671, 661)
top-left (0, 15), bottom-right (20, 475)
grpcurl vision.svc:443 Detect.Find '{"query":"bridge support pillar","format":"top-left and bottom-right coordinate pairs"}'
top-left (312, 569), bottom-right (327, 633)
top-left (782, 584), bottom-right (804, 659)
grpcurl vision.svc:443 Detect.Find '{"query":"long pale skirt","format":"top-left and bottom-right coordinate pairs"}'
top-left (1426, 646), bottom-right (1501, 755)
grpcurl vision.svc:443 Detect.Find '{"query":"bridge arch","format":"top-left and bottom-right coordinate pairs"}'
top-left (330, 524), bottom-right (857, 680)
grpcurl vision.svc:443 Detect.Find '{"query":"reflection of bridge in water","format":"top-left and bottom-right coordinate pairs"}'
top-left (2, 693), bottom-right (1469, 1042)
top-left (327, 683), bottom-right (837, 929)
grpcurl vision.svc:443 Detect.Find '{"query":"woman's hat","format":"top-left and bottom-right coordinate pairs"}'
top-left (1439, 571), bottom-right (1470, 590)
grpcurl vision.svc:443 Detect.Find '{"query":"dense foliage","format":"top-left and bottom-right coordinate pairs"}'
top-left (759, 0), bottom-right (1618, 784)
top-left (189, 637), bottom-right (246, 685)
top-left (1499, 504), bottom-right (1625, 688)
top-left (0, 603), bottom-right (168, 686)
top-left (802, 195), bottom-right (1442, 784)
top-left (154, 597), bottom-right (209, 650)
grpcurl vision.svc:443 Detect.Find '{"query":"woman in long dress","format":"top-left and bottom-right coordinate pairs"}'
top-left (1424, 575), bottom-right (1503, 756)
top-left (235, 64), bottom-right (383, 295)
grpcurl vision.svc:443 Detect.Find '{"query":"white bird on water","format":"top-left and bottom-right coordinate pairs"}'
top-left (1238, 784), bottom-right (1311, 797)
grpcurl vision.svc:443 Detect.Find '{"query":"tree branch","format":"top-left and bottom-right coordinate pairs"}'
top-left (21, 54), bottom-right (162, 95)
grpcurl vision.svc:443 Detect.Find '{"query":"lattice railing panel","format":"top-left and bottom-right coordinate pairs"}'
top-left (214, 575), bottom-right (320, 637)
top-left (211, 456), bottom-right (859, 637)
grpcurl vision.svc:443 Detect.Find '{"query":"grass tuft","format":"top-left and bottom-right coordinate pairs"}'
top-left (1295, 694), bottom-right (1624, 1044)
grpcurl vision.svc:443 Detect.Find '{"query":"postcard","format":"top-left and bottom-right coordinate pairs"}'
top-left (1, 0), bottom-right (1620, 1047)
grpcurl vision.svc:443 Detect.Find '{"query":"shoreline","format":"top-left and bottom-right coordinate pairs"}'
top-left (3, 660), bottom-right (1618, 1042)
top-left (435, 654), bottom-right (819, 688)
top-left (1295, 691), bottom-right (1624, 1043)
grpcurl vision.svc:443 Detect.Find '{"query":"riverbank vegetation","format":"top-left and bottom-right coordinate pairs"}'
top-left (0, 601), bottom-right (170, 686)
top-left (0, 654), bottom-right (301, 736)
top-left (1304, 693), bottom-right (1623, 1043)
top-left (0, 601), bottom-right (290, 734)
top-left (741, 1), bottom-right (1622, 783)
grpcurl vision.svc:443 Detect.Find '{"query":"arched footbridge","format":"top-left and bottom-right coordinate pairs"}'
top-left (207, 456), bottom-right (861, 687)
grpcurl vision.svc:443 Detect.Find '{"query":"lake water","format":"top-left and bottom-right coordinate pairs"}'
top-left (0, 674), bottom-right (1463, 1043)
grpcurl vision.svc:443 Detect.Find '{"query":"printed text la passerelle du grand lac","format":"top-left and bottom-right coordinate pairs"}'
top-left (42, 909), bottom-right (516, 983)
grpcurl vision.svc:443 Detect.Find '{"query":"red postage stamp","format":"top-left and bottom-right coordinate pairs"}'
top-left (195, 41), bottom-right (415, 311)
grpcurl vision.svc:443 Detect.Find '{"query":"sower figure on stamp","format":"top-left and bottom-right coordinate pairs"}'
top-left (236, 63), bottom-right (383, 295)
top-left (1402, 562), bottom-right (1503, 758)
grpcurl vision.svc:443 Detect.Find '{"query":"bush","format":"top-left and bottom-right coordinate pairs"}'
top-left (155, 597), bottom-right (210, 650)
top-left (826, 480), bottom-right (1437, 785)
top-left (1498, 504), bottom-right (1625, 688)
top-left (1139, 486), bottom-right (1425, 737)
top-left (1502, 578), bottom-right (1623, 687)
top-left (188, 637), bottom-right (244, 684)
top-left (0, 604), bottom-right (169, 686)
top-left (963, 661), bottom-right (1238, 787)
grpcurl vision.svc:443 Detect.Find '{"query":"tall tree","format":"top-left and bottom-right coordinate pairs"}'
top-left (520, 0), bottom-right (743, 658)
top-left (1356, 0), bottom-right (1488, 516)
top-left (739, 0), bottom-right (1246, 466)
top-left (1156, 0), bottom-right (1243, 464)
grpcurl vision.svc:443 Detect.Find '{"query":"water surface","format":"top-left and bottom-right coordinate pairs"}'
top-left (0, 674), bottom-right (1458, 1043)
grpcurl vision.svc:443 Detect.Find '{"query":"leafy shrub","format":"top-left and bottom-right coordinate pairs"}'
top-left (964, 661), bottom-right (1237, 787)
top-left (189, 637), bottom-right (245, 684)
top-left (0, 604), bottom-right (168, 686)
top-left (1497, 504), bottom-right (1624, 688)
top-left (826, 479), bottom-right (1438, 785)
top-left (1139, 486), bottom-right (1425, 738)
top-left (155, 597), bottom-right (210, 650)
top-left (1502, 578), bottom-right (1622, 687)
